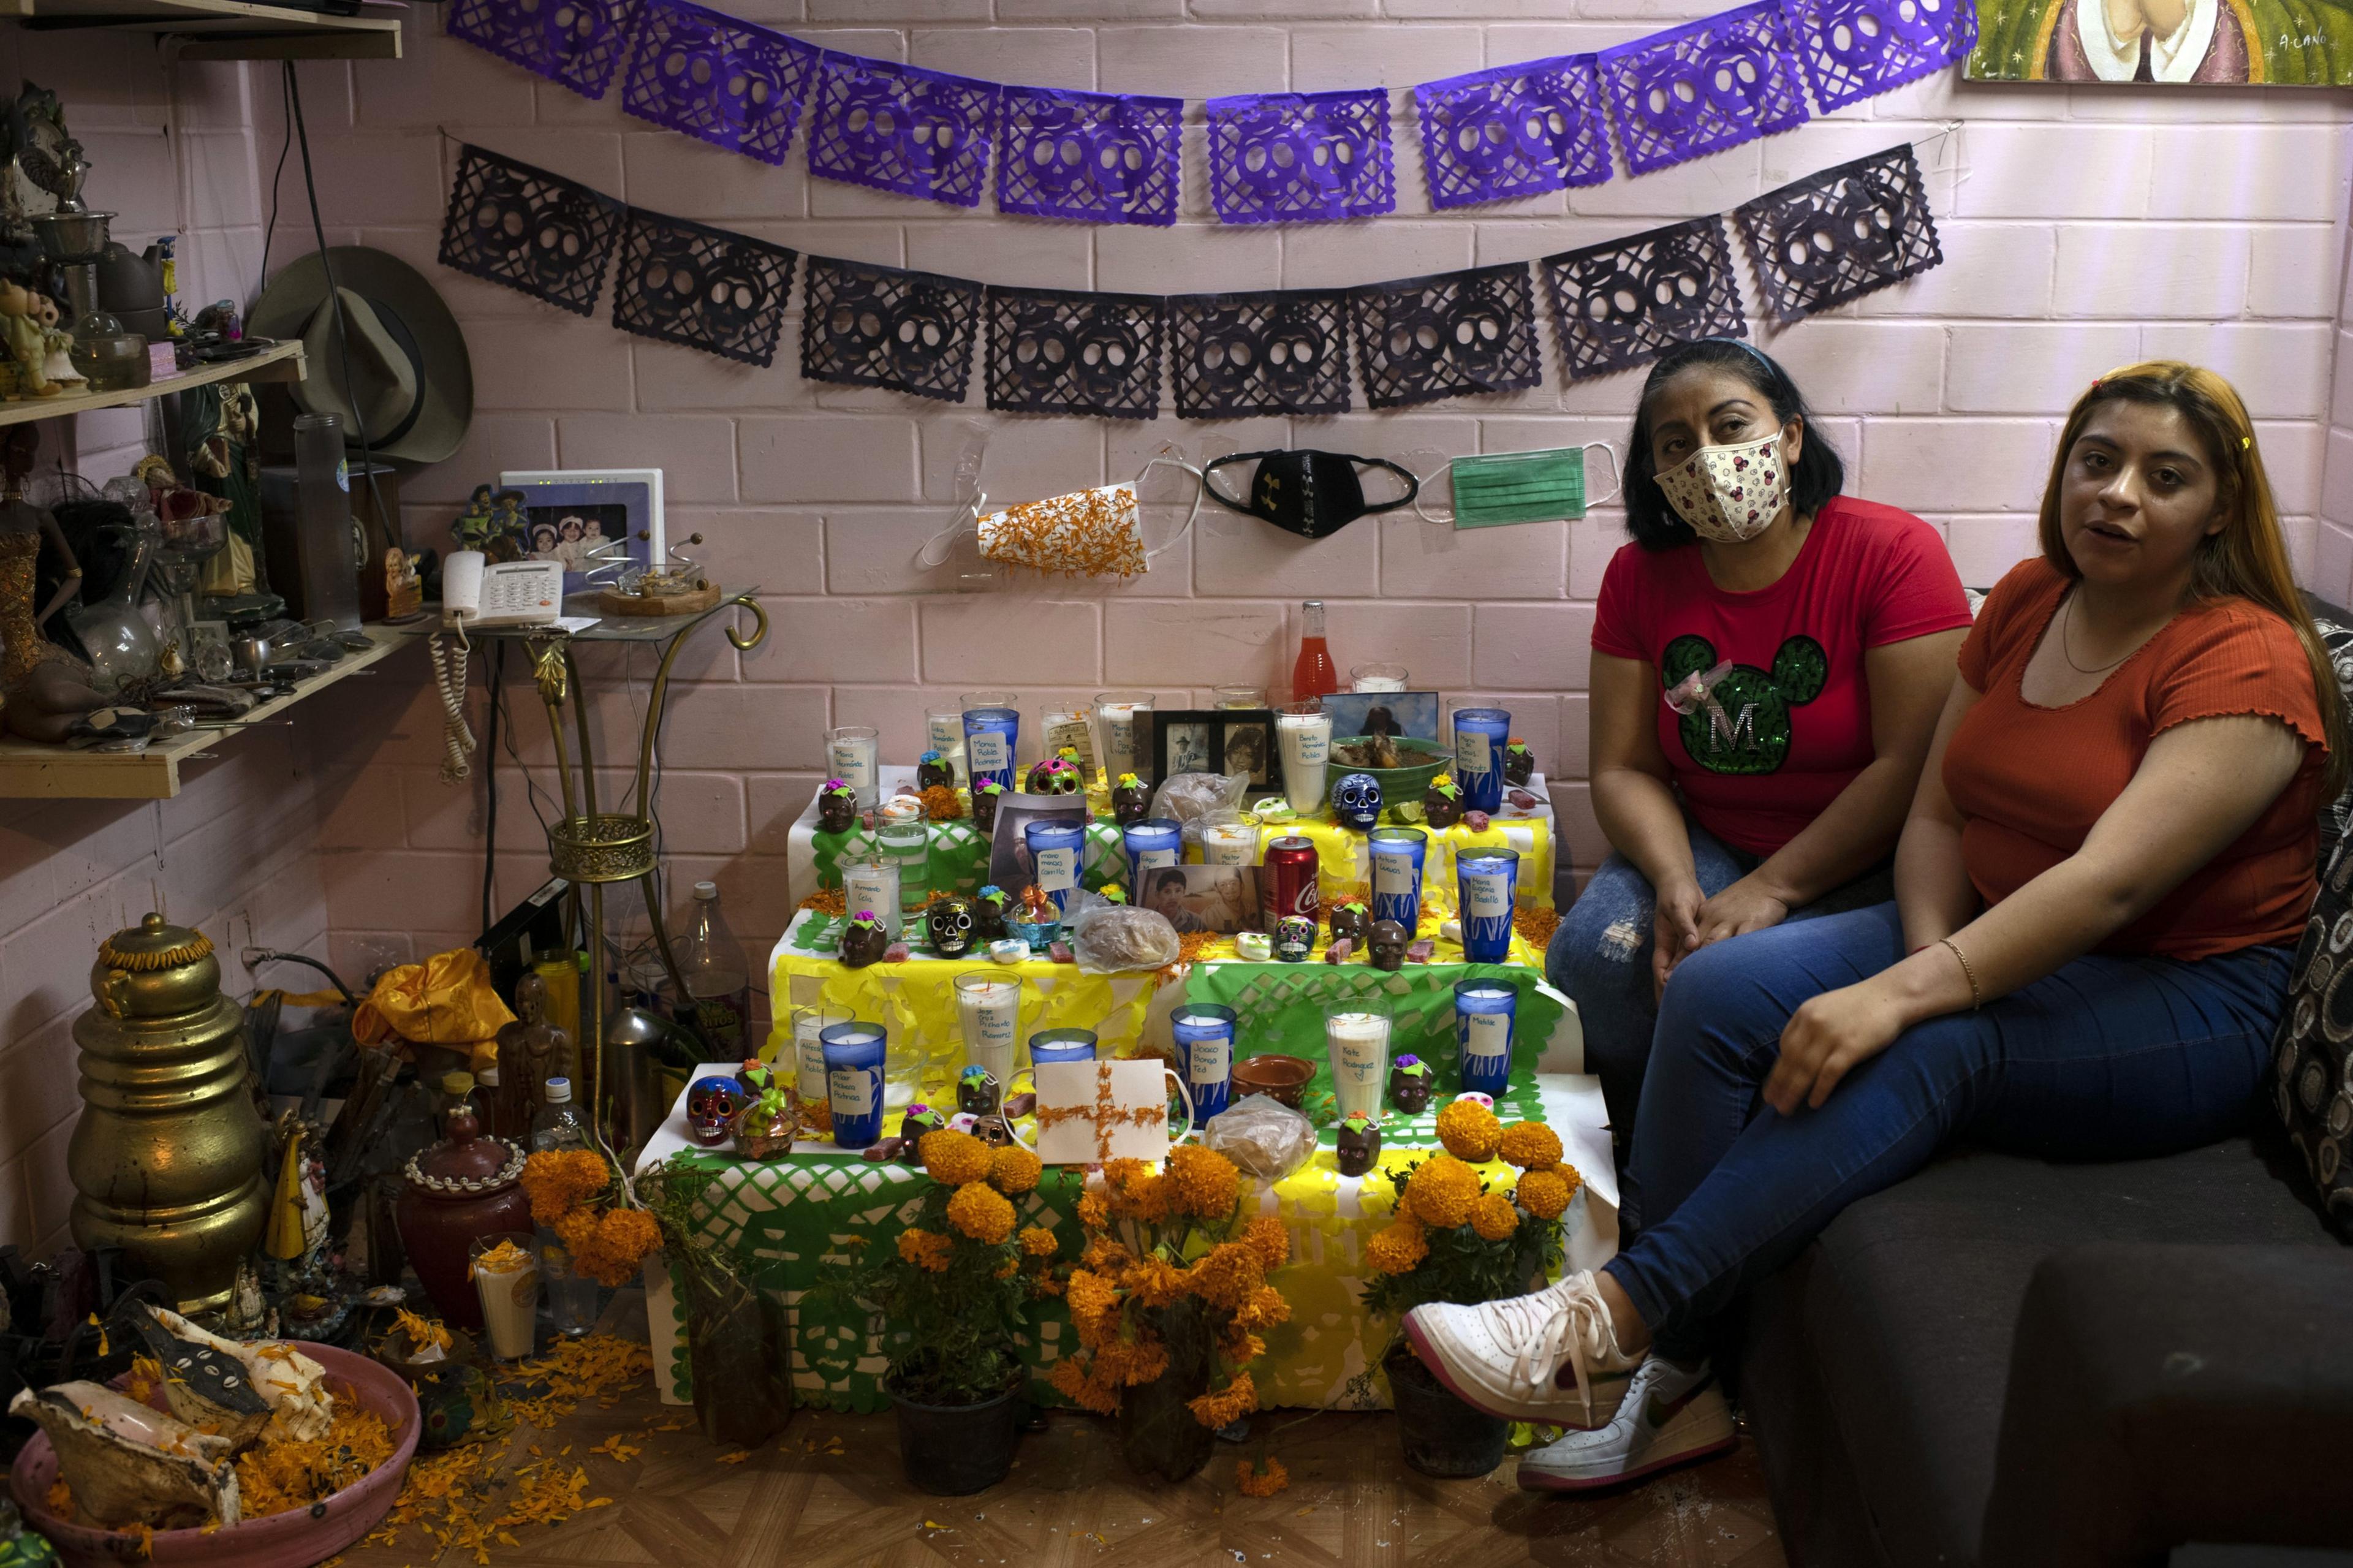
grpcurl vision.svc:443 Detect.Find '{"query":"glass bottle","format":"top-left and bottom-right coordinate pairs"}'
top-left (1291, 599), bottom-right (1339, 702)
top-left (672, 881), bottom-right (752, 1056)
top-left (529, 1077), bottom-right (602, 1338)
top-left (476, 1061), bottom-right (508, 1141)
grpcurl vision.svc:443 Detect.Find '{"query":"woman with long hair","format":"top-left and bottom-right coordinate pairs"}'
top-left (1417, 363), bottom-right (2344, 1492)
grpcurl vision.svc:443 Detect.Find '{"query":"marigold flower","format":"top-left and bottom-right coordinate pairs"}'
top-left (1188, 1370), bottom-right (1257, 1429)
top-left (1050, 1357), bottom-right (1119, 1414)
top-left (1366, 1219), bottom-right (1428, 1276)
top-left (988, 1145), bottom-right (1043, 1195)
top-left (1498, 1120), bottom-right (1563, 1170)
top-left (1066, 1269), bottom-right (1123, 1346)
top-left (1436, 1099), bottom-right (1502, 1163)
top-left (1104, 1159), bottom-right (1171, 1224)
top-left (554, 1208), bottom-right (599, 1257)
top-left (1018, 1225), bottom-right (1059, 1258)
top-left (1077, 1192), bottom-right (1110, 1229)
top-left (1471, 1192), bottom-right (1519, 1241)
top-left (1234, 1285), bottom-right (1291, 1331)
top-left (1513, 1167), bottom-right (1572, 1221)
top-left (1124, 1256), bottom-right (1191, 1309)
top-left (577, 1206), bottom-right (663, 1287)
top-left (1167, 1144), bottom-right (1241, 1219)
top-left (1187, 1242), bottom-right (1263, 1312)
top-left (898, 1228), bottom-right (953, 1271)
top-left (1235, 1458), bottom-right (1289, 1497)
top-left (520, 1148), bottom-right (610, 1226)
top-left (947, 1181), bottom-right (1015, 1245)
top-left (922, 1129), bottom-right (993, 1186)
top-left (1404, 1154), bottom-right (1481, 1230)
top-left (1241, 1214), bottom-right (1290, 1271)
top-left (1221, 1330), bottom-right (1267, 1366)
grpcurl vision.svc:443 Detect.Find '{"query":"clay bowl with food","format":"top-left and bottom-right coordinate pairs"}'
top-left (1230, 1053), bottom-right (1316, 1110)
top-left (9, 1343), bottom-right (420, 1568)
top-left (1326, 736), bottom-right (1451, 814)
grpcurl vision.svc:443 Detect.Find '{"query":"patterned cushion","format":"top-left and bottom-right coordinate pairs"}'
top-left (2268, 615), bottom-right (2353, 1232)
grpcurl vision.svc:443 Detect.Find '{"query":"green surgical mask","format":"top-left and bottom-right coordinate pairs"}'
top-left (1417, 444), bottom-right (1621, 529)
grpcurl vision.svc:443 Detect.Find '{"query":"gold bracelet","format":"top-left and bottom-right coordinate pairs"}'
top-left (1939, 936), bottom-right (1982, 1010)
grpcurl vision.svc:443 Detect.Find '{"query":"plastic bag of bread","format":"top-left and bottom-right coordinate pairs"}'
top-left (1204, 1094), bottom-right (1316, 1181)
top-left (1067, 903), bottom-right (1181, 975)
top-left (1149, 770), bottom-right (1251, 850)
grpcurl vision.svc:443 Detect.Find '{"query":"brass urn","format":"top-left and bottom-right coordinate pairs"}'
top-left (67, 913), bottom-right (269, 1312)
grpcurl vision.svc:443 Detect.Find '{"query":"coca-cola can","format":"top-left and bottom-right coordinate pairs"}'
top-left (1259, 835), bottom-right (1320, 931)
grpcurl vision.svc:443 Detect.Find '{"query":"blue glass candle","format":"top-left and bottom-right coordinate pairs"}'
top-left (1451, 707), bottom-right (1512, 812)
top-left (1454, 980), bottom-right (1516, 1098)
top-left (962, 705), bottom-right (1020, 792)
top-left (819, 1021), bottom-right (887, 1148)
top-left (1125, 817), bottom-right (1184, 888)
top-left (1368, 826), bottom-right (1427, 933)
top-left (1029, 1028), bottom-right (1097, 1066)
top-left (1169, 1005), bottom-right (1237, 1121)
top-left (1457, 846), bottom-right (1520, 963)
top-left (1024, 820), bottom-right (1086, 914)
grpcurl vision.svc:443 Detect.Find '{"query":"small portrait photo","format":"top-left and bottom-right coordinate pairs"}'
top-left (1164, 718), bottom-right (1213, 777)
top-left (1215, 714), bottom-right (1275, 790)
top-left (1139, 865), bottom-right (1257, 934)
top-left (1322, 690), bottom-right (1441, 743)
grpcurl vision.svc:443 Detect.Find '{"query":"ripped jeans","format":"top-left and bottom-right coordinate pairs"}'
top-left (1544, 815), bottom-right (1891, 1214)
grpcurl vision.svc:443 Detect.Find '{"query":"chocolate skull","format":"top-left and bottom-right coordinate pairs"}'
top-left (972, 781), bottom-right (1005, 833)
top-left (685, 1075), bottom-right (746, 1146)
top-left (957, 1064), bottom-right (1002, 1116)
top-left (1329, 901), bottom-right (1371, 947)
top-left (973, 885), bottom-right (1011, 942)
top-left (1110, 773), bottom-right (1153, 826)
top-left (1422, 777), bottom-right (1463, 829)
top-left (1333, 772), bottom-right (1383, 831)
top-left (928, 895), bottom-right (976, 956)
top-left (1275, 914), bottom-right (1317, 963)
top-left (917, 750), bottom-right (955, 790)
top-left (1335, 1112), bottom-right (1382, 1176)
top-left (900, 1103), bottom-right (947, 1164)
top-left (1503, 741), bottom-right (1534, 787)
top-left (1368, 919), bottom-right (1409, 972)
top-left (817, 782), bottom-right (859, 833)
top-left (839, 912), bottom-right (891, 968)
top-left (1389, 1055), bottom-right (1433, 1114)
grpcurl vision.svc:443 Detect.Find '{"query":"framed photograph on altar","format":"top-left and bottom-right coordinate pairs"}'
top-left (988, 795), bottom-right (1089, 892)
top-left (1322, 691), bottom-right (1440, 743)
top-left (1215, 709), bottom-right (1276, 791)
top-left (1135, 864), bottom-right (1259, 935)
top-left (498, 468), bottom-right (665, 594)
top-left (1151, 708), bottom-right (1276, 789)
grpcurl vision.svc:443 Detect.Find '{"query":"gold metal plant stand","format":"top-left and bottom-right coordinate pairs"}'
top-left (520, 592), bottom-right (768, 1137)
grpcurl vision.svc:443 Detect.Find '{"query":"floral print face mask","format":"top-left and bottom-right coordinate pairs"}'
top-left (1653, 429), bottom-right (1787, 543)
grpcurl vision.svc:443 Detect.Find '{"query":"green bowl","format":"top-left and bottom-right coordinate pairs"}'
top-left (1327, 735), bottom-right (1451, 812)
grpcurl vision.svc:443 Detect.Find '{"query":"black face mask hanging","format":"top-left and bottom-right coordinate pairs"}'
top-left (1201, 449), bottom-right (1420, 540)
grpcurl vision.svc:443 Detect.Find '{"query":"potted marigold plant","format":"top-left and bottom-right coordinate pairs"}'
top-left (826, 1128), bottom-right (1060, 1496)
top-left (1360, 1098), bottom-right (1580, 1477)
top-left (634, 1152), bottom-right (795, 1450)
top-left (1050, 1145), bottom-right (1292, 1483)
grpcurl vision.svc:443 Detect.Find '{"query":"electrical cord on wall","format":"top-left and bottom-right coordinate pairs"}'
top-left (256, 65), bottom-right (294, 294)
top-left (482, 642), bottom-right (503, 933)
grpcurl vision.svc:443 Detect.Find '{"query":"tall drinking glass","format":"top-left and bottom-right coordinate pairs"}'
top-left (962, 705), bottom-right (1020, 792)
top-left (1276, 701), bottom-right (1332, 816)
top-left (825, 725), bottom-right (881, 808)
top-left (1125, 817), bottom-right (1184, 887)
top-left (953, 972), bottom-right (1022, 1088)
top-left (1325, 1004), bottom-right (1390, 1121)
top-left (1351, 663), bottom-right (1409, 692)
top-left (1451, 707), bottom-right (1512, 813)
top-left (1024, 820), bottom-right (1086, 914)
top-left (791, 1005), bottom-right (849, 1105)
top-left (1029, 1028), bottom-right (1097, 1066)
top-left (843, 855), bottom-right (901, 941)
top-left (820, 1021), bottom-right (887, 1148)
top-left (1368, 826), bottom-right (1427, 932)
top-left (877, 822), bottom-right (930, 925)
top-left (1170, 1006), bottom-right (1237, 1121)
top-left (1096, 692), bottom-right (1154, 784)
top-left (1454, 980), bottom-right (1516, 1098)
top-left (1200, 819), bottom-right (1260, 867)
top-left (1213, 684), bottom-right (1265, 710)
top-left (925, 705), bottom-right (967, 772)
top-left (1456, 847), bottom-right (1520, 963)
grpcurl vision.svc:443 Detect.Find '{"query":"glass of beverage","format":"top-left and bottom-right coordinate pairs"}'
top-left (540, 1233), bottom-right (601, 1338)
top-left (1351, 662), bottom-right (1409, 692)
top-left (1454, 980), bottom-right (1517, 1098)
top-left (1200, 817), bottom-right (1260, 867)
top-left (1368, 826), bottom-right (1428, 932)
top-left (825, 725), bottom-right (881, 808)
top-left (1213, 684), bottom-right (1266, 710)
top-left (953, 972), bottom-right (1022, 1087)
top-left (1325, 1004), bottom-right (1390, 1122)
top-left (1024, 820), bottom-right (1086, 915)
top-left (820, 1021), bottom-right (888, 1148)
top-left (876, 822), bottom-right (931, 924)
top-left (1124, 817), bottom-right (1184, 887)
top-left (791, 1006), bottom-right (847, 1105)
top-left (925, 705), bottom-right (968, 768)
top-left (1457, 847), bottom-right (1521, 963)
top-left (1170, 1006), bottom-right (1237, 1121)
top-left (1029, 1028), bottom-right (1097, 1066)
top-left (1452, 706), bottom-right (1512, 814)
top-left (963, 705), bottom-right (1020, 792)
top-left (1095, 691), bottom-right (1154, 783)
top-left (843, 855), bottom-right (901, 940)
top-left (470, 1235), bottom-right (541, 1360)
top-left (1275, 700), bottom-right (1332, 816)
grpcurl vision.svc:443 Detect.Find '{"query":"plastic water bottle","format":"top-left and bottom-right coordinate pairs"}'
top-left (673, 881), bottom-right (752, 1055)
top-left (530, 1077), bottom-right (602, 1338)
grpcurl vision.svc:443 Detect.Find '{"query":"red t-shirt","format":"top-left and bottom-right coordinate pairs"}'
top-left (1591, 496), bottom-right (1971, 857)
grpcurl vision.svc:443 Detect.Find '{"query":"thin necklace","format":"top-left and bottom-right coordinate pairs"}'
top-left (2058, 594), bottom-right (2139, 675)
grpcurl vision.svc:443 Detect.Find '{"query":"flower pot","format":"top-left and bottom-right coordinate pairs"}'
top-left (1384, 1349), bottom-right (1507, 1478)
top-left (888, 1382), bottom-right (1022, 1496)
top-left (1118, 1299), bottom-right (1217, 1483)
top-left (682, 1268), bottom-right (792, 1450)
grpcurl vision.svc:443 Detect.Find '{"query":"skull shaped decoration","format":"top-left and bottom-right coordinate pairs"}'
top-left (1368, 919), bottom-right (1409, 972)
top-left (928, 895), bottom-right (976, 956)
top-left (685, 1075), bottom-right (746, 1146)
top-left (1333, 772), bottom-right (1383, 831)
top-left (1275, 914), bottom-right (1317, 963)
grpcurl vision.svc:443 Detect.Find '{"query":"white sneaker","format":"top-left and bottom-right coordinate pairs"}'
top-left (1515, 1355), bottom-right (1737, 1493)
top-left (1401, 1271), bottom-right (1642, 1427)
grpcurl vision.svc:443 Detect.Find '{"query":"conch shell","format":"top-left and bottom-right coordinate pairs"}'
top-left (137, 1305), bottom-right (333, 1444)
top-left (10, 1381), bottom-right (241, 1530)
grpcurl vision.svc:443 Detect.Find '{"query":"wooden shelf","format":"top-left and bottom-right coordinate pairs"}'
top-left (0, 624), bottom-right (415, 799)
top-left (0, 339), bottom-right (305, 430)
top-left (1, 0), bottom-right (401, 58)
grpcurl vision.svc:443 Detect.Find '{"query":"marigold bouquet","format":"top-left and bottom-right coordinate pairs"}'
top-left (1048, 1144), bottom-right (1291, 1480)
top-left (824, 1130), bottom-right (1061, 1407)
top-left (520, 1146), bottom-right (664, 1289)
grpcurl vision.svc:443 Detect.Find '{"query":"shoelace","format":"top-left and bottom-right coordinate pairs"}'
top-left (1493, 1276), bottom-right (1613, 1422)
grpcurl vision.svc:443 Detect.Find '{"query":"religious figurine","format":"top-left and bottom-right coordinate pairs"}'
top-left (1335, 1112), bottom-right (1382, 1177)
top-left (1275, 914), bottom-right (1316, 963)
top-left (0, 425), bottom-right (103, 742)
top-left (916, 749), bottom-right (954, 790)
top-left (927, 894), bottom-right (976, 956)
top-left (1368, 919), bottom-right (1409, 972)
top-left (972, 779), bottom-right (1006, 833)
top-left (973, 884), bottom-right (1010, 942)
top-left (1503, 738), bottom-right (1534, 787)
top-left (684, 1076), bottom-right (745, 1146)
top-left (957, 1065), bottom-right (1001, 1118)
top-left (1422, 773), bottom-right (1464, 829)
top-left (1389, 1055), bottom-right (1433, 1114)
top-left (839, 911), bottom-right (890, 968)
top-left (1333, 773), bottom-right (1383, 831)
top-left (1025, 748), bottom-right (1082, 795)
top-left (450, 485), bottom-right (498, 554)
top-left (493, 972), bottom-right (571, 1118)
top-left (0, 278), bottom-right (55, 398)
top-left (816, 779), bottom-right (858, 833)
top-left (191, 379), bottom-right (281, 620)
top-left (1329, 900), bottom-right (1371, 948)
top-left (1110, 771), bottom-right (1153, 826)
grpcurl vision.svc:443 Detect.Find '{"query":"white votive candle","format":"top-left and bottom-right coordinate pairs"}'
top-left (1325, 1009), bottom-right (1390, 1121)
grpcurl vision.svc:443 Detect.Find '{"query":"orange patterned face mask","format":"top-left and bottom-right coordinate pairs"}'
top-left (977, 481), bottom-right (1149, 578)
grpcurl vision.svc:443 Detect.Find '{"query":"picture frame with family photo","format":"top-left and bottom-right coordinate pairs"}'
top-left (1153, 708), bottom-right (1277, 791)
top-left (498, 468), bottom-right (665, 594)
top-left (1321, 691), bottom-right (1441, 743)
top-left (1133, 865), bottom-right (1260, 936)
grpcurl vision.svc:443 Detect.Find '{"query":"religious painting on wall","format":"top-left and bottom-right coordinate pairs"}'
top-left (1969, 0), bottom-right (2353, 83)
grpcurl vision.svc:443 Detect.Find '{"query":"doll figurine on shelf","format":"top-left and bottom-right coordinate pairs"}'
top-left (451, 485), bottom-right (498, 553)
top-left (1110, 772), bottom-right (1152, 826)
top-left (0, 279), bottom-right (56, 398)
top-left (494, 971), bottom-right (572, 1115)
top-left (816, 779), bottom-right (858, 833)
top-left (0, 426), bottom-right (104, 741)
top-left (32, 291), bottom-right (83, 395)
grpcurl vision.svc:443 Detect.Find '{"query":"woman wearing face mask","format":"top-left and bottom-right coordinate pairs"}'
top-left (1549, 338), bottom-right (1972, 1150)
top-left (1412, 363), bottom-right (2341, 1493)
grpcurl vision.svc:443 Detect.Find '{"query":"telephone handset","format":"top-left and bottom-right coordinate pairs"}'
top-left (441, 551), bottom-right (565, 632)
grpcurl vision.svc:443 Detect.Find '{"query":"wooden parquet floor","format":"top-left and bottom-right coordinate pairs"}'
top-left (334, 1376), bottom-right (1786, 1568)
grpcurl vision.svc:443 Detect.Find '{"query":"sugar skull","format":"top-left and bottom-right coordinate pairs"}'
top-left (685, 1075), bottom-right (745, 1146)
top-left (1422, 775), bottom-right (1463, 829)
top-left (1335, 1112), bottom-right (1382, 1176)
top-left (817, 780), bottom-right (858, 833)
top-left (1453, 1091), bottom-right (1496, 1113)
top-left (1333, 772), bottom-right (1383, 831)
top-left (974, 885), bottom-right (1010, 941)
top-left (972, 781), bottom-right (1006, 833)
top-left (1368, 919), bottom-right (1409, 972)
top-left (900, 1103), bottom-right (947, 1164)
top-left (1110, 772), bottom-right (1153, 827)
top-left (1329, 900), bottom-right (1371, 947)
top-left (916, 749), bottom-right (955, 790)
top-left (1025, 752), bottom-right (1082, 795)
top-left (1389, 1055), bottom-right (1433, 1114)
top-left (1275, 914), bottom-right (1316, 963)
top-left (839, 911), bottom-right (891, 968)
top-left (928, 895), bottom-right (976, 956)
top-left (958, 1064), bottom-right (1002, 1116)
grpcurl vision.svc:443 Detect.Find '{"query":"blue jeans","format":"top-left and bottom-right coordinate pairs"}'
top-left (1600, 902), bottom-right (2290, 1360)
top-left (1545, 817), bottom-right (1893, 1149)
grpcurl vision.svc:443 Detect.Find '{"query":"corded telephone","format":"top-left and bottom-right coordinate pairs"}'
top-left (441, 551), bottom-right (565, 631)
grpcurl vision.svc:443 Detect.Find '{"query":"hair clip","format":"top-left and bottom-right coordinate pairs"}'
top-left (2242, 436), bottom-right (2252, 450)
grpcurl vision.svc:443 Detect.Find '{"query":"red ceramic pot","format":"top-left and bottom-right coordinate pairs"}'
top-left (393, 1109), bottom-right (530, 1331)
